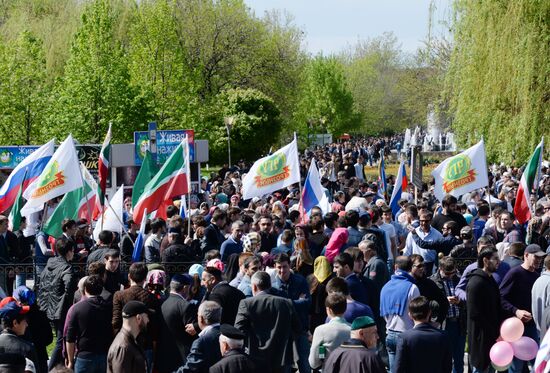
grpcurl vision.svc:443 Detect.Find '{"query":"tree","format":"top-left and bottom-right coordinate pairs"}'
top-left (48, 0), bottom-right (149, 143)
top-left (209, 88), bottom-right (281, 163)
top-left (295, 55), bottom-right (360, 141)
top-left (444, 0), bottom-right (550, 164)
top-left (0, 30), bottom-right (50, 144)
top-left (127, 0), bottom-right (198, 130)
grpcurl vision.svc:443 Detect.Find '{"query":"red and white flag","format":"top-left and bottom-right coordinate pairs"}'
top-left (514, 139), bottom-right (544, 224)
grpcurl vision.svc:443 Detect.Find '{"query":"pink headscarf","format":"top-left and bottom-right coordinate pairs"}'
top-left (325, 228), bottom-right (349, 263)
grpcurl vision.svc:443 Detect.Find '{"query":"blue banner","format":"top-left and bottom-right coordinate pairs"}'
top-left (134, 129), bottom-right (195, 165)
top-left (0, 146), bottom-right (40, 169)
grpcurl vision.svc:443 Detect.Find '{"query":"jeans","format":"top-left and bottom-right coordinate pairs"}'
top-left (74, 354), bottom-right (107, 373)
top-left (387, 258), bottom-right (394, 275)
top-left (508, 323), bottom-right (538, 373)
top-left (145, 349), bottom-right (153, 373)
top-left (386, 329), bottom-right (401, 372)
top-left (48, 320), bottom-right (65, 371)
top-left (445, 319), bottom-right (466, 373)
top-left (293, 332), bottom-right (311, 373)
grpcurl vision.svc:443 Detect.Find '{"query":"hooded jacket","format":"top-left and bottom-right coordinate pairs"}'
top-left (38, 256), bottom-right (77, 321)
top-left (466, 268), bottom-right (502, 370)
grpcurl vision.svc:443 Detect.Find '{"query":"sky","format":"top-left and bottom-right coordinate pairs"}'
top-left (244, 0), bottom-right (450, 55)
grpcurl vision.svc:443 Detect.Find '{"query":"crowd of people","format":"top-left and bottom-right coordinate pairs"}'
top-left (0, 136), bottom-right (548, 373)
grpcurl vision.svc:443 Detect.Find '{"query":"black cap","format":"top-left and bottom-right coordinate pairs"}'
top-left (525, 244), bottom-right (546, 257)
top-left (122, 301), bottom-right (149, 318)
top-left (168, 227), bottom-right (180, 235)
top-left (220, 324), bottom-right (245, 340)
top-left (171, 274), bottom-right (193, 285)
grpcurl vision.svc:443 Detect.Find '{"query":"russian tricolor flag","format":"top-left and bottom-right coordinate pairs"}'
top-left (300, 159), bottom-right (331, 221)
top-left (0, 140), bottom-right (54, 213)
top-left (389, 161), bottom-right (408, 217)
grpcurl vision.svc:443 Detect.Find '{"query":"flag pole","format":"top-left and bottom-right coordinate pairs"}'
top-left (185, 135), bottom-right (192, 239)
top-left (294, 132), bottom-right (305, 222)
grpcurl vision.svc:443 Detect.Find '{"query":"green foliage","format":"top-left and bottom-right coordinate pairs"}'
top-left (295, 55), bottom-right (360, 142)
top-left (208, 88), bottom-right (281, 163)
top-left (444, 0), bottom-right (550, 164)
top-left (47, 0), bottom-right (149, 143)
top-left (0, 30), bottom-right (51, 144)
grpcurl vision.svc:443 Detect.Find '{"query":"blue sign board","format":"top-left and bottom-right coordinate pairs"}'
top-left (134, 129), bottom-right (195, 165)
top-left (0, 146), bottom-right (40, 169)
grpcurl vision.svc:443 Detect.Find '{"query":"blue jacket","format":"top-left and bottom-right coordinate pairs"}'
top-left (220, 237), bottom-right (242, 262)
top-left (394, 323), bottom-right (452, 373)
top-left (178, 325), bottom-right (221, 373)
top-left (345, 273), bottom-right (369, 305)
top-left (272, 273), bottom-right (311, 332)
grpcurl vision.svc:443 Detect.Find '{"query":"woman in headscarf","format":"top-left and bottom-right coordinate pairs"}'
top-left (307, 256), bottom-right (334, 333)
top-left (146, 269), bottom-right (167, 301)
top-left (188, 264), bottom-right (205, 302)
top-left (324, 227), bottom-right (349, 263)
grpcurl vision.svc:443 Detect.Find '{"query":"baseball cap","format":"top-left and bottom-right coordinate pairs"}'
top-left (0, 301), bottom-right (29, 321)
top-left (525, 244), bottom-right (546, 257)
top-left (351, 316), bottom-right (376, 330)
top-left (122, 301), bottom-right (150, 318)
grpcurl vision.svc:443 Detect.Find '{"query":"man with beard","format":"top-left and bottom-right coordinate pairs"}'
top-left (107, 301), bottom-right (149, 373)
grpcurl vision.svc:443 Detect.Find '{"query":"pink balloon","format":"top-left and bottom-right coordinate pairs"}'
top-left (512, 337), bottom-right (538, 361)
top-left (490, 341), bottom-right (514, 367)
top-left (500, 317), bottom-right (524, 342)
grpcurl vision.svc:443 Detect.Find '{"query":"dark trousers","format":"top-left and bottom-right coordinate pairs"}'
top-left (445, 319), bottom-right (466, 373)
top-left (48, 319), bottom-right (64, 371)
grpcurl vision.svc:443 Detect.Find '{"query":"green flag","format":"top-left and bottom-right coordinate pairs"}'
top-left (8, 184), bottom-right (25, 231)
top-left (132, 151), bottom-right (159, 208)
top-left (43, 168), bottom-right (95, 238)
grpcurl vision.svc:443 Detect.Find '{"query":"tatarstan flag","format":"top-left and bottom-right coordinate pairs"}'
top-left (514, 139), bottom-right (544, 225)
top-left (132, 138), bottom-right (190, 223)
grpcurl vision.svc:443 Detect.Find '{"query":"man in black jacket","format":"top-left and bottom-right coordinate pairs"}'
top-left (157, 274), bottom-right (197, 373)
top-left (0, 300), bottom-right (39, 371)
top-left (38, 237), bottom-right (77, 370)
top-left (466, 247), bottom-right (503, 372)
top-left (202, 210), bottom-right (227, 252)
top-left (0, 215), bottom-right (19, 293)
top-left (394, 296), bottom-right (452, 373)
top-left (235, 271), bottom-right (302, 373)
top-left (430, 256), bottom-right (467, 373)
top-left (210, 324), bottom-right (257, 373)
top-left (201, 267), bottom-right (244, 325)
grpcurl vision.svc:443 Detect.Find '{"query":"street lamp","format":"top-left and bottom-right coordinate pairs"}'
top-left (224, 116), bottom-right (235, 167)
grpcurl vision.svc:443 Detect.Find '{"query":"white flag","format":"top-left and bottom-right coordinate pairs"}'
top-left (21, 135), bottom-right (83, 216)
top-left (94, 184), bottom-right (124, 241)
top-left (431, 140), bottom-right (489, 201)
top-left (242, 138), bottom-right (301, 200)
